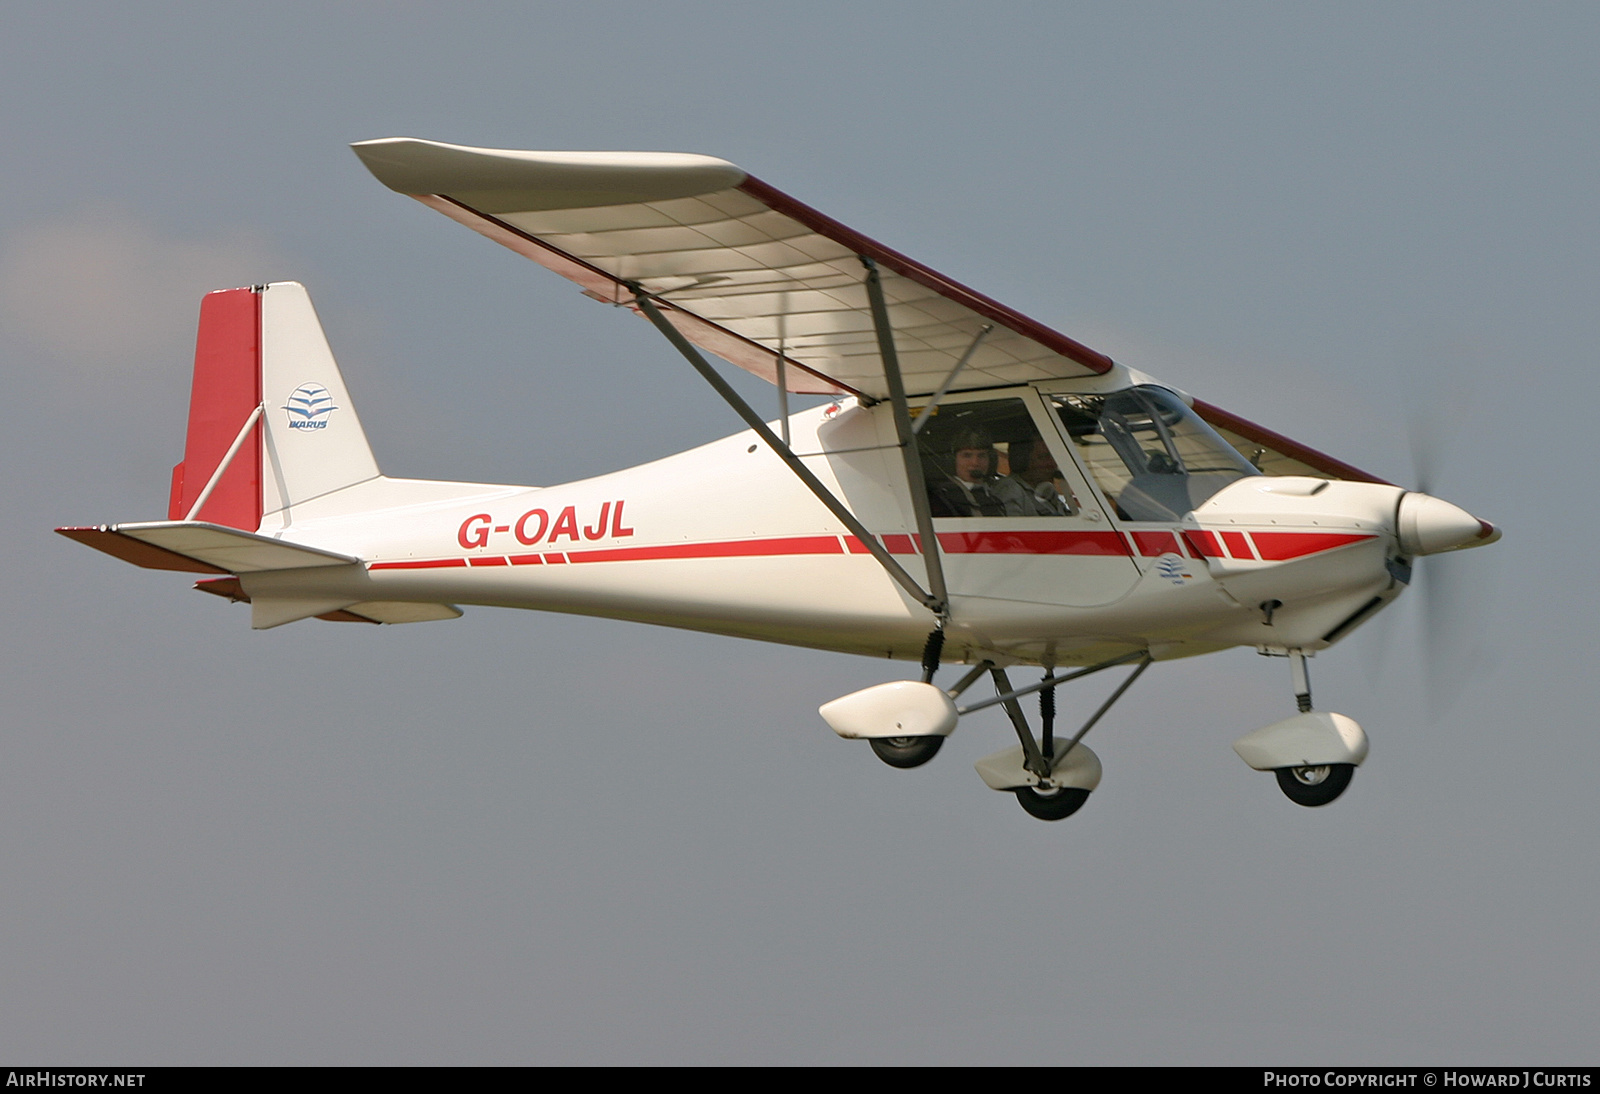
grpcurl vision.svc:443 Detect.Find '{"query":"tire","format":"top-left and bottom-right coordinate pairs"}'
top-left (1275, 763), bottom-right (1354, 807)
top-left (869, 735), bottom-right (944, 769)
top-left (1014, 785), bottom-right (1091, 821)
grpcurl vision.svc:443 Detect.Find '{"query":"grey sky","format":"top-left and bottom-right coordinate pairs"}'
top-left (2, 2), bottom-right (1594, 1064)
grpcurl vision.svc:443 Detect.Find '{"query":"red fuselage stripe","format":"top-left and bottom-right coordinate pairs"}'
top-left (1184, 530), bottom-right (1223, 558)
top-left (1130, 530), bottom-right (1184, 557)
top-left (366, 529), bottom-right (1374, 571)
top-left (566, 535), bottom-right (844, 564)
top-left (843, 533), bottom-right (917, 555)
top-left (931, 530), bottom-right (1131, 557)
top-left (1250, 532), bottom-right (1376, 560)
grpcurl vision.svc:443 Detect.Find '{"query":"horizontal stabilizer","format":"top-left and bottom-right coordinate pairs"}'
top-left (250, 597), bottom-right (461, 629)
top-left (58, 526), bottom-right (227, 573)
top-left (58, 521), bottom-right (358, 574)
top-left (252, 596), bottom-right (359, 630)
top-left (192, 578), bottom-right (461, 627)
top-left (345, 601), bottom-right (462, 624)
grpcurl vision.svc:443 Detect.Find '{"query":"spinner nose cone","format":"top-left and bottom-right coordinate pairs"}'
top-left (1397, 492), bottom-right (1501, 555)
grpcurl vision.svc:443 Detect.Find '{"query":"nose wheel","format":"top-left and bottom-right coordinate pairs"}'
top-left (1236, 651), bottom-right (1366, 808)
top-left (1275, 763), bottom-right (1354, 807)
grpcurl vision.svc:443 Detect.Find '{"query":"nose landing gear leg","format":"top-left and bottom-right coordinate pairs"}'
top-left (1234, 649), bottom-right (1366, 807)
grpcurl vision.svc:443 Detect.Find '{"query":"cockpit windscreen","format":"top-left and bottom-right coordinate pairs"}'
top-left (1051, 386), bottom-right (1260, 521)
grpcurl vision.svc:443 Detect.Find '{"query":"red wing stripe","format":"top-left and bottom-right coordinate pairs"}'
top-left (1192, 400), bottom-right (1391, 485)
top-left (739, 177), bottom-right (1114, 376)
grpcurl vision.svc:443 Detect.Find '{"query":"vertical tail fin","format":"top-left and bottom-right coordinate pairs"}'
top-left (168, 282), bottom-right (379, 533)
top-left (257, 281), bottom-right (379, 525)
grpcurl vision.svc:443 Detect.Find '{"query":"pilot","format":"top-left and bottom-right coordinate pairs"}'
top-left (1002, 438), bottom-right (1076, 516)
top-left (928, 429), bottom-right (1008, 517)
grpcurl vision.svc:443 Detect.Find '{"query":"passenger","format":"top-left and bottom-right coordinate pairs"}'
top-left (1003, 438), bottom-right (1075, 516)
top-left (928, 429), bottom-right (1007, 517)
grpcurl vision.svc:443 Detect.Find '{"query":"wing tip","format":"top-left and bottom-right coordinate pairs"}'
top-left (351, 136), bottom-right (745, 209)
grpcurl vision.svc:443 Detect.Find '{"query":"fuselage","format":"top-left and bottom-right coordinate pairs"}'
top-left (242, 382), bottom-right (1419, 667)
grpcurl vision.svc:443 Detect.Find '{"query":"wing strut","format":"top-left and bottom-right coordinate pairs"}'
top-left (629, 286), bottom-right (945, 619)
top-left (912, 324), bottom-right (993, 435)
top-left (860, 257), bottom-right (950, 623)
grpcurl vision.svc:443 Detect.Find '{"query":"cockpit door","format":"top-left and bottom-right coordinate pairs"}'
top-left (906, 389), bottom-right (1140, 609)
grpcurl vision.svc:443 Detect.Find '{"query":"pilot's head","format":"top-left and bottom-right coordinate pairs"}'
top-left (950, 429), bottom-right (994, 483)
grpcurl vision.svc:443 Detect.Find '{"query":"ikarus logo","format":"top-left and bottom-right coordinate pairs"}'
top-left (284, 383), bottom-right (337, 430)
top-left (1155, 554), bottom-right (1194, 585)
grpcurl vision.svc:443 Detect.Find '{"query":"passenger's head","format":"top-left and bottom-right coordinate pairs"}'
top-left (1009, 438), bottom-right (1060, 485)
top-left (949, 429), bottom-right (994, 483)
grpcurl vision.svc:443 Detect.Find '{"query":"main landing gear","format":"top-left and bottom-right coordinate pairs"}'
top-left (1274, 763), bottom-right (1355, 807)
top-left (869, 735), bottom-right (944, 769)
top-left (1013, 785), bottom-right (1091, 821)
top-left (1233, 650), bottom-right (1369, 808)
top-left (966, 655), bottom-right (1150, 821)
top-left (819, 639), bottom-right (1153, 822)
top-left (866, 629), bottom-right (950, 769)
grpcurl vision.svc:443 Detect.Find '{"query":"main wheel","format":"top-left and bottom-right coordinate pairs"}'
top-left (1014, 785), bottom-right (1091, 821)
top-left (1275, 763), bottom-right (1354, 807)
top-left (869, 735), bottom-right (944, 769)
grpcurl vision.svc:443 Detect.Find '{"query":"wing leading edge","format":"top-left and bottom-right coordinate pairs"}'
top-left (352, 137), bottom-right (1386, 484)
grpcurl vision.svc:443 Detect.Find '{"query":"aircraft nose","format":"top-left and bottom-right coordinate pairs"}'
top-left (1396, 492), bottom-right (1501, 556)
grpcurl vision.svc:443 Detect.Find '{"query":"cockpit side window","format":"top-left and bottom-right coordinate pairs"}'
top-left (1051, 387), bottom-right (1259, 521)
top-left (913, 397), bottom-right (1078, 518)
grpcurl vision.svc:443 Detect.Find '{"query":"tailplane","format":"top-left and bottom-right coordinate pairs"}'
top-left (60, 282), bottom-right (464, 629)
top-left (64, 280), bottom-right (382, 577)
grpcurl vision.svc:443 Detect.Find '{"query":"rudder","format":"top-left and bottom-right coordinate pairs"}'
top-left (168, 287), bottom-right (263, 530)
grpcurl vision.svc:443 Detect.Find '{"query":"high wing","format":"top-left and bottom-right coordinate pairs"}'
top-left (352, 137), bottom-right (1387, 484)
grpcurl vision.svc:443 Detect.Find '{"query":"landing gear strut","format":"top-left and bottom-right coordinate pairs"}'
top-left (862, 629), bottom-right (950, 770)
top-left (1274, 651), bottom-right (1354, 806)
top-left (1236, 649), bottom-right (1365, 808)
top-left (966, 652), bottom-right (1151, 822)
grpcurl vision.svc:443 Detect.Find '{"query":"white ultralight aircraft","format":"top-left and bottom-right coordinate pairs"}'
top-left (60, 138), bottom-right (1501, 821)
